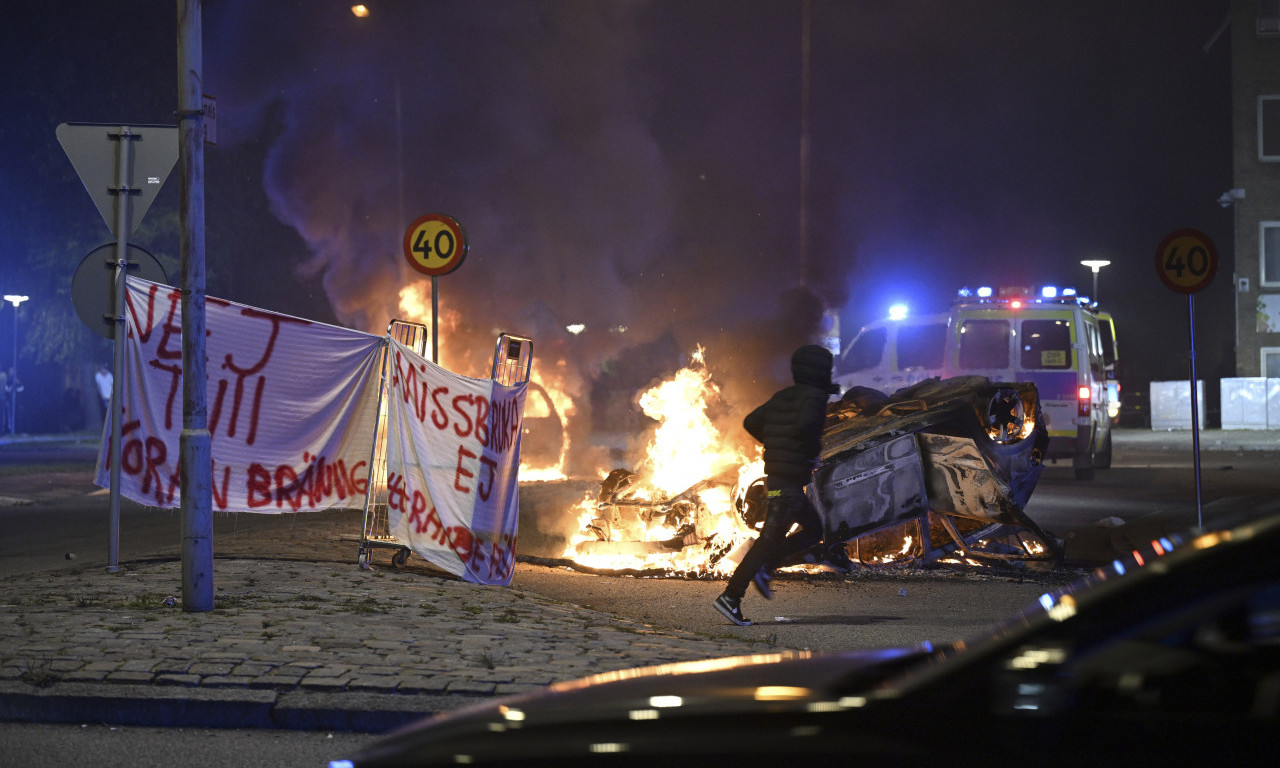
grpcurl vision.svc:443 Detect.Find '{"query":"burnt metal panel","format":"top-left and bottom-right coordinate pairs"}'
top-left (812, 433), bottom-right (928, 544)
top-left (917, 433), bottom-right (1020, 522)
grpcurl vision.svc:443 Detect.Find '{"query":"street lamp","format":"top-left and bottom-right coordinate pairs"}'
top-left (3, 294), bottom-right (28, 435)
top-left (1080, 260), bottom-right (1111, 305)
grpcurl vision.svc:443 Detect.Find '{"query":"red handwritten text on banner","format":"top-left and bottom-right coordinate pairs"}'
top-left (96, 276), bottom-right (383, 513)
top-left (384, 339), bottom-right (526, 585)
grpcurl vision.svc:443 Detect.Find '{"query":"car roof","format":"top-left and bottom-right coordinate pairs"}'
top-left (876, 508), bottom-right (1280, 700)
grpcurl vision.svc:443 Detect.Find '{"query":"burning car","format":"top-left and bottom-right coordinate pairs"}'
top-left (563, 360), bottom-right (1058, 575)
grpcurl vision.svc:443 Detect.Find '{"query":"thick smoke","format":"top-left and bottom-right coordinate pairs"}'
top-left (207, 1), bottom-right (849, 471)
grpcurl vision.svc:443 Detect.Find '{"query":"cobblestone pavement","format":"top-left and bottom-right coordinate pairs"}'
top-left (0, 556), bottom-right (765, 732)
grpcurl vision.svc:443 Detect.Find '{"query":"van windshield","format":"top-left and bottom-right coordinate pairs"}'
top-left (838, 326), bottom-right (886, 374)
top-left (958, 319), bottom-right (1010, 369)
top-left (897, 322), bottom-right (946, 369)
top-left (1021, 319), bottom-right (1073, 370)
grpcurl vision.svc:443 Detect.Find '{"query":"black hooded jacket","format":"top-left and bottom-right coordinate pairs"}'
top-left (742, 345), bottom-right (837, 489)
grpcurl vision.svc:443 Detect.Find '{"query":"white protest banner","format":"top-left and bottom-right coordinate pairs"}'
top-left (383, 338), bottom-right (526, 585)
top-left (96, 276), bottom-right (383, 512)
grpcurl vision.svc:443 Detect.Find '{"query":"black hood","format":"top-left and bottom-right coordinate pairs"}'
top-left (791, 344), bottom-right (838, 393)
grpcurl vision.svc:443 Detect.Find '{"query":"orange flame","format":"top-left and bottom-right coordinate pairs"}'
top-left (561, 348), bottom-right (762, 576)
top-left (519, 366), bottom-right (574, 481)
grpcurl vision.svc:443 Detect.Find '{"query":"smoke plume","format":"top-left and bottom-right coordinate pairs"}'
top-left (207, 1), bottom-right (849, 471)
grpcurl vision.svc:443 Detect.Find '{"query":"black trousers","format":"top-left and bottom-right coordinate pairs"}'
top-left (725, 485), bottom-right (822, 601)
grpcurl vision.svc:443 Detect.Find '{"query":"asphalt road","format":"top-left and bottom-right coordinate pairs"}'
top-left (3, 429), bottom-right (1279, 766)
top-left (6, 430), bottom-right (1277, 652)
top-left (0, 723), bottom-right (372, 768)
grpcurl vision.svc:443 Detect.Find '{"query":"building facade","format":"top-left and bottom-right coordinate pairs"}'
top-left (1230, 0), bottom-right (1280, 377)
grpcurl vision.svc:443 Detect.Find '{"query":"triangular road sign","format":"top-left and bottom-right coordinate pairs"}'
top-left (56, 122), bottom-right (179, 239)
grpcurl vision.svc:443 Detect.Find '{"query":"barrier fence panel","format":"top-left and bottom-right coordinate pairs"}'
top-left (492, 333), bottom-right (533, 386)
top-left (357, 328), bottom-right (534, 568)
top-left (358, 320), bottom-right (428, 567)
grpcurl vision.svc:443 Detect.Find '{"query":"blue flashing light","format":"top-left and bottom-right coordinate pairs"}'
top-left (957, 287), bottom-right (973, 298)
top-left (976, 286), bottom-right (993, 298)
top-left (1112, 560), bottom-right (1126, 576)
top-left (887, 303), bottom-right (909, 321)
top-left (1041, 285), bottom-right (1058, 298)
top-left (1062, 287), bottom-right (1077, 297)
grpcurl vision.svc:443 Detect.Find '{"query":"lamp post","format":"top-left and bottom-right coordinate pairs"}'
top-left (1080, 260), bottom-right (1111, 305)
top-left (3, 294), bottom-right (29, 435)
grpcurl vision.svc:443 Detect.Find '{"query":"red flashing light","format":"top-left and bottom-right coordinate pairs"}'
top-left (1011, 300), bottom-right (1023, 309)
top-left (1078, 385), bottom-right (1091, 401)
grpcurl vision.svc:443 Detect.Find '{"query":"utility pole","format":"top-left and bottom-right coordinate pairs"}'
top-left (177, 0), bottom-right (213, 612)
top-left (798, 0), bottom-right (810, 287)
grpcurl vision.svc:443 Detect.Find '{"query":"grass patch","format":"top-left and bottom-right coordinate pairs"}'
top-left (215, 594), bottom-right (257, 610)
top-left (18, 659), bottom-right (58, 687)
top-left (340, 598), bottom-right (391, 614)
top-left (116, 593), bottom-right (170, 610)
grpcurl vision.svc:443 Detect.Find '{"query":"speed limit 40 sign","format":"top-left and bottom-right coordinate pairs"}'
top-left (1155, 228), bottom-right (1218, 294)
top-left (404, 214), bottom-right (468, 276)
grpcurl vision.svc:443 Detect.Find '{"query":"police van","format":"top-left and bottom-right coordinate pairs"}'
top-left (941, 287), bottom-right (1117, 480)
top-left (834, 311), bottom-right (949, 394)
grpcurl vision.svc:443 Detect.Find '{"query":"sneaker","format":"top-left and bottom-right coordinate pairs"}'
top-left (752, 567), bottom-right (774, 600)
top-left (713, 593), bottom-right (751, 626)
top-left (823, 544), bottom-right (855, 573)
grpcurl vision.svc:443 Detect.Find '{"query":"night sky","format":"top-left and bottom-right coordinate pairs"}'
top-left (1, 1), bottom-right (1235, 437)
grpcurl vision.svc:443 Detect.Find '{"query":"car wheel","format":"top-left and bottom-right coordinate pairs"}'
top-left (1075, 442), bottom-right (1096, 480)
top-left (1096, 431), bottom-right (1113, 470)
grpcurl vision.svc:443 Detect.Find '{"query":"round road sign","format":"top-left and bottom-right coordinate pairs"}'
top-left (71, 243), bottom-right (169, 339)
top-left (403, 214), bottom-right (468, 276)
top-left (1155, 228), bottom-right (1218, 294)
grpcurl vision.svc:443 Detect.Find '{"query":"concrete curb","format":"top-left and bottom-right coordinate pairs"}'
top-left (0, 681), bottom-right (488, 732)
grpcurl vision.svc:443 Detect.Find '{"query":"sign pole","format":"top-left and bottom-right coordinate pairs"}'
top-left (1155, 227), bottom-right (1217, 530)
top-left (432, 275), bottom-right (439, 363)
top-left (57, 118), bottom-right (179, 576)
top-left (107, 127), bottom-right (136, 573)
top-left (1187, 294), bottom-right (1203, 528)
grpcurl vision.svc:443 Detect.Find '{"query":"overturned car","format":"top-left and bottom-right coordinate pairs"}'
top-left (568, 375), bottom-right (1058, 574)
top-left (815, 375), bottom-right (1057, 568)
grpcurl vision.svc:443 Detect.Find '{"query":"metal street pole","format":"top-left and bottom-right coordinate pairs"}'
top-left (1081, 259), bottom-right (1110, 305)
top-left (2, 295), bottom-right (28, 434)
top-left (178, 0), bottom-right (213, 612)
top-left (8, 306), bottom-right (11, 433)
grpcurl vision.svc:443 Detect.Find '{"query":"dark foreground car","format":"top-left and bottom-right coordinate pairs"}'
top-left (333, 507), bottom-right (1280, 767)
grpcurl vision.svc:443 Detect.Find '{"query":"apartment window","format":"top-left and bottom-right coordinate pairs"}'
top-left (1261, 222), bottom-right (1280, 286)
top-left (1264, 348), bottom-right (1280, 378)
top-left (1260, 96), bottom-right (1280, 161)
